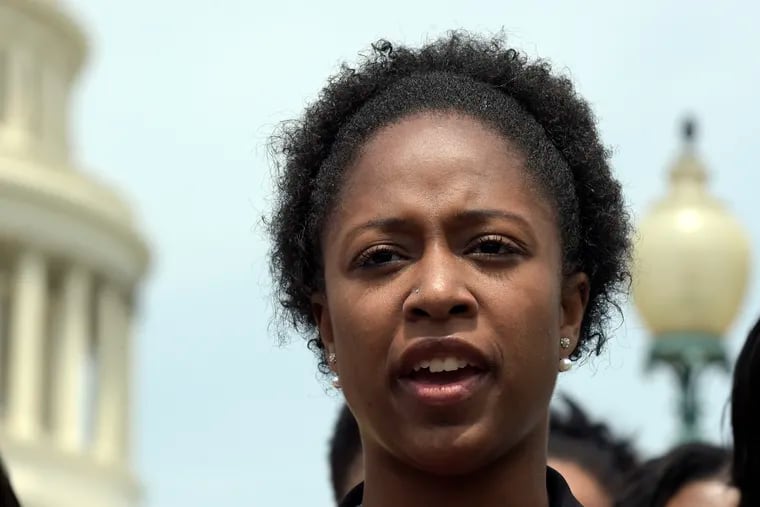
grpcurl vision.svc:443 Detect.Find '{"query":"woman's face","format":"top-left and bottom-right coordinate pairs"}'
top-left (314, 112), bottom-right (588, 474)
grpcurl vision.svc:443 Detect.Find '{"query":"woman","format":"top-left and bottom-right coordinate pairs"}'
top-left (268, 32), bottom-right (631, 507)
top-left (732, 316), bottom-right (760, 507)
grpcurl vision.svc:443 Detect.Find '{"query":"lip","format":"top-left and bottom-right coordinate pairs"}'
top-left (395, 336), bottom-right (491, 377)
top-left (393, 336), bottom-right (493, 406)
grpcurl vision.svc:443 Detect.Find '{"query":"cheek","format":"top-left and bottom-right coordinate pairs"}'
top-left (328, 289), bottom-right (398, 428)
top-left (490, 266), bottom-right (562, 361)
top-left (326, 285), bottom-right (396, 382)
top-left (486, 268), bottom-right (563, 416)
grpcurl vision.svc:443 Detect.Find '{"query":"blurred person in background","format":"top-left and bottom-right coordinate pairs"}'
top-left (329, 404), bottom-right (363, 504)
top-left (548, 395), bottom-right (638, 507)
top-left (615, 443), bottom-right (737, 507)
top-left (731, 315), bottom-right (760, 507)
top-left (268, 31), bottom-right (632, 507)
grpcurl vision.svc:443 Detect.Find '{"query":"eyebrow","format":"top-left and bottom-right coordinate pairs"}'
top-left (449, 209), bottom-right (532, 228)
top-left (343, 209), bottom-right (533, 245)
top-left (343, 217), bottom-right (411, 244)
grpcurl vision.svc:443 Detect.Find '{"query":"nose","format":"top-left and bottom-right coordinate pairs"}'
top-left (403, 246), bottom-right (478, 321)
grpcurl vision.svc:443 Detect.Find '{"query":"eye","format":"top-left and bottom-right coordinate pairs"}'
top-left (354, 245), bottom-right (406, 269)
top-left (466, 235), bottom-right (524, 258)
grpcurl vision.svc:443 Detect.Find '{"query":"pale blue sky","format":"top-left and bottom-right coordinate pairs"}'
top-left (59, 1), bottom-right (760, 505)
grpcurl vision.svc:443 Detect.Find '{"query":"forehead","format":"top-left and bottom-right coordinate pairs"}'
top-left (348, 111), bottom-right (520, 188)
top-left (327, 112), bottom-right (554, 230)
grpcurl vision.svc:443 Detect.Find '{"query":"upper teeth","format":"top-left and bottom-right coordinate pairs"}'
top-left (412, 357), bottom-right (471, 373)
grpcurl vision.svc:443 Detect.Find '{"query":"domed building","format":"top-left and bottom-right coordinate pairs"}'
top-left (0, 0), bottom-right (149, 505)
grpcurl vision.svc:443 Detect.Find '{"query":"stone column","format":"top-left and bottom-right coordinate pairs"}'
top-left (93, 284), bottom-right (128, 463)
top-left (3, 46), bottom-right (30, 149)
top-left (0, 51), bottom-right (8, 122)
top-left (52, 265), bottom-right (91, 451)
top-left (119, 301), bottom-right (132, 461)
top-left (0, 271), bottom-right (8, 408)
top-left (6, 250), bottom-right (47, 439)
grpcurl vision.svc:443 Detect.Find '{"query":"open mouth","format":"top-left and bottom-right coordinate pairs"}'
top-left (399, 355), bottom-right (488, 405)
top-left (405, 357), bottom-right (485, 384)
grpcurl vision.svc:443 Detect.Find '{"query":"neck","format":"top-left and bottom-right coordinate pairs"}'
top-left (361, 425), bottom-right (550, 507)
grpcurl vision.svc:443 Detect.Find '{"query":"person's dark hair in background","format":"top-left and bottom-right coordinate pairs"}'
top-left (0, 459), bottom-right (20, 507)
top-left (329, 404), bottom-right (362, 504)
top-left (548, 395), bottom-right (638, 507)
top-left (615, 443), bottom-right (736, 507)
top-left (732, 315), bottom-right (760, 507)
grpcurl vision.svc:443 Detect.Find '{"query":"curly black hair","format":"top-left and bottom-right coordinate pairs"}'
top-left (549, 395), bottom-right (639, 499)
top-left (268, 31), bottom-right (631, 373)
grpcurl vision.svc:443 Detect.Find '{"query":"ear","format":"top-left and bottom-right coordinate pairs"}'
top-left (560, 272), bottom-right (590, 355)
top-left (311, 292), bottom-right (336, 371)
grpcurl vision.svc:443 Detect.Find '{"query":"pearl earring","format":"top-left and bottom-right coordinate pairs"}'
top-left (559, 358), bottom-right (573, 372)
top-left (327, 352), bottom-right (341, 387)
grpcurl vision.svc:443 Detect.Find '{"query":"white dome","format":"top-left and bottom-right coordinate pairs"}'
top-left (0, 2), bottom-right (148, 506)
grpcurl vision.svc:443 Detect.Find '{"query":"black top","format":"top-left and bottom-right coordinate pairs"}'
top-left (339, 467), bottom-right (582, 507)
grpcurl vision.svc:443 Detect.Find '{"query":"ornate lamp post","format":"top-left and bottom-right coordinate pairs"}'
top-left (632, 118), bottom-right (751, 442)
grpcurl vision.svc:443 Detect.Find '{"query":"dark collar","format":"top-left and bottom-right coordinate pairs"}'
top-left (339, 482), bottom-right (364, 507)
top-left (546, 466), bottom-right (583, 507)
top-left (339, 467), bottom-right (582, 507)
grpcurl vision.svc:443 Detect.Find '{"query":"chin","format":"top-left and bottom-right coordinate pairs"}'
top-left (398, 426), bottom-right (497, 476)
